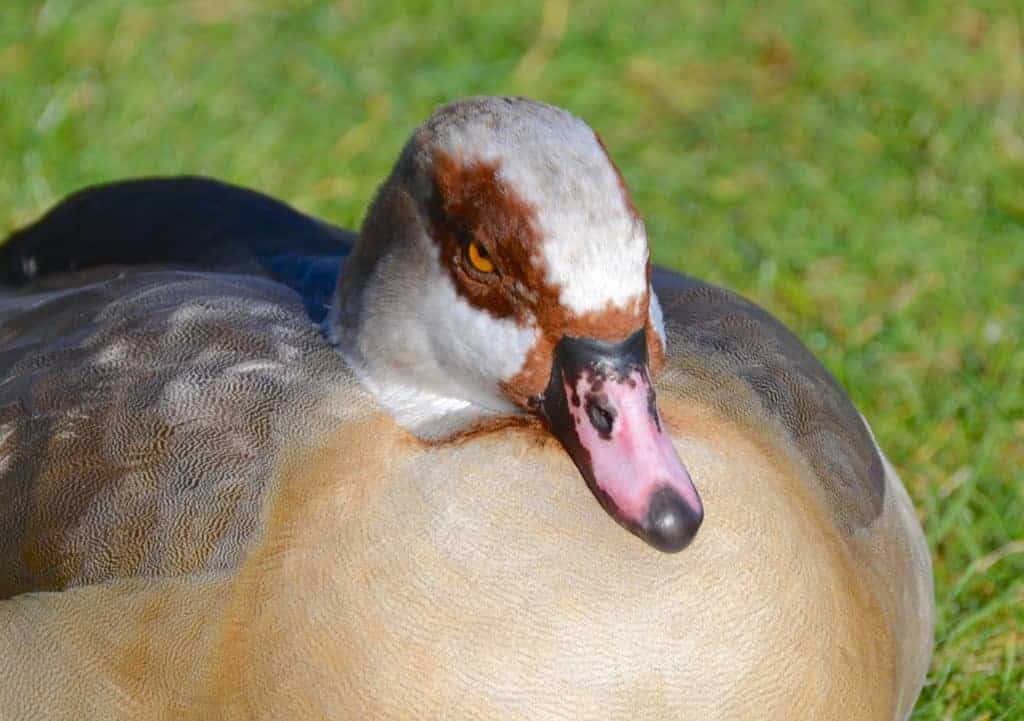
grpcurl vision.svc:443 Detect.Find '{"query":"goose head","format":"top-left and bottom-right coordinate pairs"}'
top-left (331, 96), bottom-right (703, 552)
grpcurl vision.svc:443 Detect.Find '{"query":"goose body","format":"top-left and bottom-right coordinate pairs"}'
top-left (0, 98), bottom-right (933, 720)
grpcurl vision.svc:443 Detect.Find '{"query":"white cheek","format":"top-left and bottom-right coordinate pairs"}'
top-left (358, 243), bottom-right (537, 417)
top-left (422, 274), bottom-right (538, 408)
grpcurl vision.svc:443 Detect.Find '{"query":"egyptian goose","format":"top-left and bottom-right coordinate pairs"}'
top-left (0, 96), bottom-right (933, 720)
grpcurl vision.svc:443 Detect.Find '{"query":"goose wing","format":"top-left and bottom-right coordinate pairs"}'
top-left (651, 267), bottom-right (885, 530)
top-left (0, 178), bottom-right (357, 598)
top-left (1, 176), bottom-right (353, 320)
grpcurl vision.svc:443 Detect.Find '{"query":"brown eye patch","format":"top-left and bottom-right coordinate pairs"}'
top-left (427, 151), bottom-right (543, 320)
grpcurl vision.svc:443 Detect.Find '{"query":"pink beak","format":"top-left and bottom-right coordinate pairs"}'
top-left (539, 330), bottom-right (704, 552)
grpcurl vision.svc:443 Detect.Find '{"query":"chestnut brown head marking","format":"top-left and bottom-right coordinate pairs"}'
top-left (426, 151), bottom-right (544, 323)
top-left (426, 150), bottom-right (651, 320)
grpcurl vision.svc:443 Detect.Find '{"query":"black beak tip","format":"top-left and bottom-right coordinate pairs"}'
top-left (643, 486), bottom-right (704, 553)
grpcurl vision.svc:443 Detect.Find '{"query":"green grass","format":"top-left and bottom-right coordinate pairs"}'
top-left (2, 1), bottom-right (1022, 717)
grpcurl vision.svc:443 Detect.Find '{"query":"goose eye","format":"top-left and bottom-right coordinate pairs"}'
top-left (466, 242), bottom-right (495, 274)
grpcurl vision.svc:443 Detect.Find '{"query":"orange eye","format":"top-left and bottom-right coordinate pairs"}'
top-left (467, 242), bottom-right (495, 274)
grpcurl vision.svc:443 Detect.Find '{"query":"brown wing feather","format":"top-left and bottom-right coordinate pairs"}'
top-left (0, 268), bottom-right (347, 598)
top-left (652, 267), bottom-right (884, 530)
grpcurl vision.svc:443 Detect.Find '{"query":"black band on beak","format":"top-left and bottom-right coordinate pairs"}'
top-left (538, 329), bottom-right (649, 473)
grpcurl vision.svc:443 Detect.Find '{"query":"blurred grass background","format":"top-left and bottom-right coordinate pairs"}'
top-left (1, 0), bottom-right (1022, 717)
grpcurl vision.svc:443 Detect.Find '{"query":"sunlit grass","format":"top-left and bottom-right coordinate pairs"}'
top-left (2, 1), bottom-right (1022, 717)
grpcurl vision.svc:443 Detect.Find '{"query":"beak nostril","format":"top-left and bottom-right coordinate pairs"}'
top-left (585, 395), bottom-right (616, 438)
